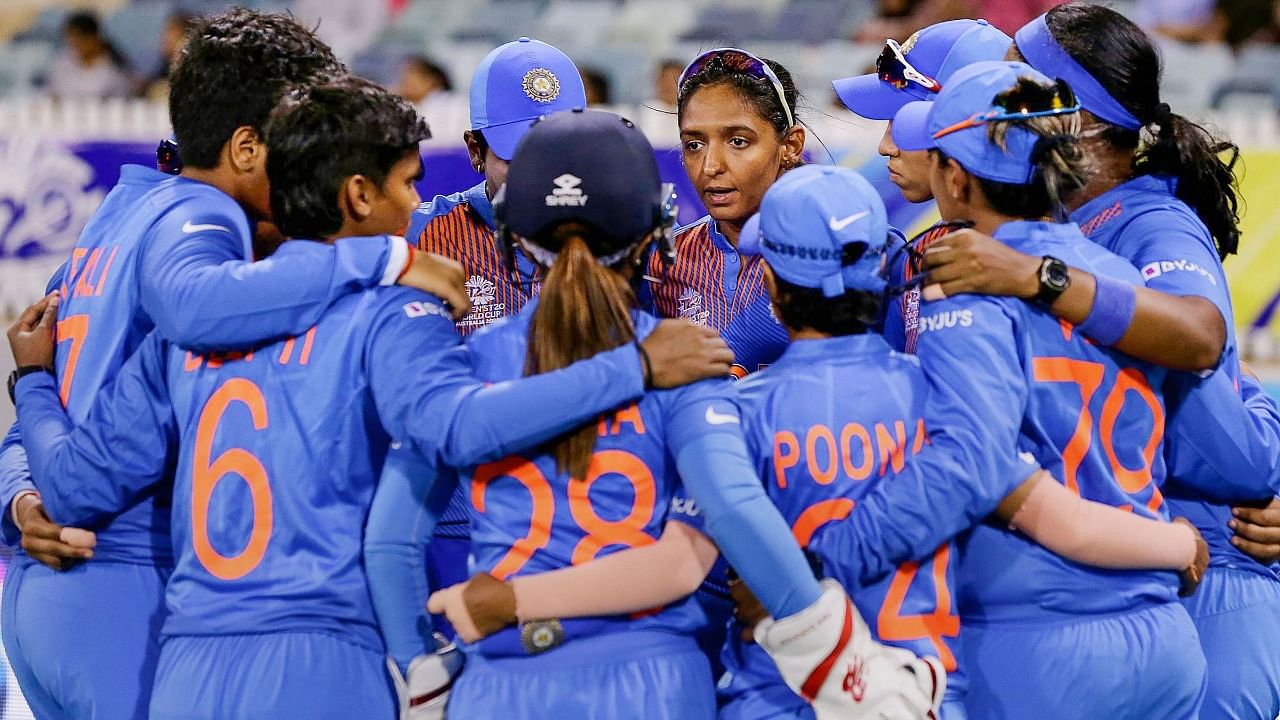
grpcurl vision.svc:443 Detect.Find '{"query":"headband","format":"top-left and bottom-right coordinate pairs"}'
top-left (1014, 14), bottom-right (1143, 131)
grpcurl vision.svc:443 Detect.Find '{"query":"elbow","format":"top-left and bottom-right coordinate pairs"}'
top-left (1185, 336), bottom-right (1224, 374)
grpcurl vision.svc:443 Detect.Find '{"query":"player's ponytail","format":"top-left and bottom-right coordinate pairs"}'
top-left (1036, 3), bottom-right (1241, 258)
top-left (526, 229), bottom-right (637, 480)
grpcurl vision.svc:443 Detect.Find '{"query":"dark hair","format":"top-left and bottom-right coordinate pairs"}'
top-left (265, 77), bottom-right (430, 239)
top-left (169, 9), bottom-right (346, 169)
top-left (405, 54), bottom-right (452, 92)
top-left (1035, 3), bottom-right (1241, 258)
top-left (580, 67), bottom-right (612, 105)
top-left (933, 79), bottom-right (1090, 220)
top-left (65, 10), bottom-right (130, 70)
top-left (64, 11), bottom-right (100, 36)
top-left (772, 277), bottom-right (881, 336)
top-left (677, 54), bottom-right (800, 136)
top-left (526, 225), bottom-right (637, 479)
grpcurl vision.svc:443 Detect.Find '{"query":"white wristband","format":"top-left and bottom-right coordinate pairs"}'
top-left (11, 490), bottom-right (38, 529)
top-left (380, 236), bottom-right (412, 286)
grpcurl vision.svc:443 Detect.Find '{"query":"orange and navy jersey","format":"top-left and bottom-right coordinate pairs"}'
top-left (643, 216), bottom-right (788, 378)
top-left (719, 333), bottom-right (964, 706)
top-left (883, 222), bottom-right (949, 355)
top-left (407, 182), bottom-right (539, 336)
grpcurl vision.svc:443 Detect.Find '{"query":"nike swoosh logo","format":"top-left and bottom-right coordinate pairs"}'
top-left (182, 220), bottom-right (231, 235)
top-left (705, 405), bottom-right (740, 426)
top-left (829, 210), bottom-right (870, 231)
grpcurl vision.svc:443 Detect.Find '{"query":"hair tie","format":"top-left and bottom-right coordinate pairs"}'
top-left (1153, 102), bottom-right (1174, 131)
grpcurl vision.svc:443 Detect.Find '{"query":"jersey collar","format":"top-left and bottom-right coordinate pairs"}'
top-left (774, 332), bottom-right (892, 366)
top-left (463, 181), bottom-right (497, 231)
top-left (1069, 174), bottom-right (1174, 228)
top-left (992, 219), bottom-right (1081, 255)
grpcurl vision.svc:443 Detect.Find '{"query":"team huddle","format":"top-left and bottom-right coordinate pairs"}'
top-left (2, 3), bottom-right (1279, 720)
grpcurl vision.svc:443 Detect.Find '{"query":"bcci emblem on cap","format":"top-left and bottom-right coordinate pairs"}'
top-left (523, 68), bottom-right (561, 103)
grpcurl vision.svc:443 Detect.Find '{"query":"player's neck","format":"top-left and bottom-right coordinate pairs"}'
top-left (180, 166), bottom-right (242, 207)
top-left (1066, 139), bottom-right (1134, 212)
top-left (788, 327), bottom-right (830, 341)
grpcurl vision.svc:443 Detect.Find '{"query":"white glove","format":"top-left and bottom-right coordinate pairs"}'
top-left (754, 579), bottom-right (945, 720)
top-left (388, 635), bottom-right (464, 720)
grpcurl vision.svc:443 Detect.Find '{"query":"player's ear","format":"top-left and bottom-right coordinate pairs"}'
top-left (341, 174), bottom-right (375, 222)
top-left (227, 125), bottom-right (264, 174)
top-left (779, 125), bottom-right (806, 172)
top-left (464, 131), bottom-right (485, 174)
top-left (761, 261), bottom-right (784, 316)
top-left (942, 156), bottom-right (969, 205)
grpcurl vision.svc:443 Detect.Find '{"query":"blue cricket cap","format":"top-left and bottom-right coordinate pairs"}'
top-left (833, 19), bottom-right (1011, 120)
top-left (739, 165), bottom-right (890, 296)
top-left (500, 109), bottom-right (662, 258)
top-left (891, 60), bottom-right (1075, 184)
top-left (470, 37), bottom-right (588, 161)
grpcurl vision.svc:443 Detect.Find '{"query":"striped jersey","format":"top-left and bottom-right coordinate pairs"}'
top-left (643, 216), bottom-right (788, 378)
top-left (408, 182), bottom-right (539, 337)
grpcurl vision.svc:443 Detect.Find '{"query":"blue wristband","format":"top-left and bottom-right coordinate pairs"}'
top-left (1077, 273), bottom-right (1136, 347)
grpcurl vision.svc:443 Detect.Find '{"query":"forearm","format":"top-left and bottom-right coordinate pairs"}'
top-left (674, 433), bottom-right (821, 619)
top-left (431, 344), bottom-right (645, 467)
top-left (148, 236), bottom-right (402, 350)
top-left (365, 450), bottom-right (455, 672)
top-left (511, 520), bottom-right (718, 621)
top-left (0, 427), bottom-right (36, 546)
top-left (1007, 477), bottom-right (1195, 569)
top-left (1048, 270), bottom-right (1224, 372)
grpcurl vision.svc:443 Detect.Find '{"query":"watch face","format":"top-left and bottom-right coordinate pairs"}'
top-left (1042, 259), bottom-right (1070, 290)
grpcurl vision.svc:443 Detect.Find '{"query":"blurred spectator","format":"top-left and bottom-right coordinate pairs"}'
top-left (580, 67), bottom-right (612, 106)
top-left (399, 55), bottom-right (468, 146)
top-left (855, 0), bottom-right (1060, 39)
top-left (1139, 0), bottom-right (1277, 46)
top-left (650, 59), bottom-right (682, 110)
top-left (46, 11), bottom-right (133, 100)
top-left (144, 12), bottom-right (196, 102)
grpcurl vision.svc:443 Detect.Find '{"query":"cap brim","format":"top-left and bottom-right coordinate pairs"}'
top-left (891, 101), bottom-right (936, 152)
top-left (739, 213), bottom-right (763, 256)
top-left (832, 74), bottom-right (912, 121)
top-left (477, 117), bottom-right (540, 161)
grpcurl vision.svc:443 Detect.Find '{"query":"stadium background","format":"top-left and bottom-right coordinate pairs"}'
top-left (0, 0), bottom-right (1277, 715)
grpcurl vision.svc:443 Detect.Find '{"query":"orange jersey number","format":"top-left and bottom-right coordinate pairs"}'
top-left (191, 378), bottom-right (274, 580)
top-left (1033, 355), bottom-right (1165, 511)
top-left (471, 450), bottom-right (658, 581)
top-left (54, 314), bottom-right (90, 407)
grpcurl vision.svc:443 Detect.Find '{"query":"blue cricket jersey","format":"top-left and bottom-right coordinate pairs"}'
top-left (406, 182), bottom-right (541, 542)
top-left (17, 278), bottom-right (653, 649)
top-left (722, 334), bottom-right (964, 708)
top-left (814, 220), bottom-right (1180, 623)
top-left (1072, 175), bottom-right (1279, 578)
top-left (460, 303), bottom-right (741, 656)
top-left (11, 165), bottom-right (403, 562)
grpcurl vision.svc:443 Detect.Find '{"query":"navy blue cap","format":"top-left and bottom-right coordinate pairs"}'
top-left (834, 19), bottom-right (1011, 121)
top-left (891, 60), bottom-right (1073, 184)
top-left (470, 37), bottom-right (588, 161)
top-left (499, 109), bottom-right (662, 258)
top-left (739, 165), bottom-right (890, 296)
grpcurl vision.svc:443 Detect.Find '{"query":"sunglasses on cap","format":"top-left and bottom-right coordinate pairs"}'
top-left (678, 48), bottom-right (796, 129)
top-left (876, 38), bottom-right (942, 94)
top-left (932, 77), bottom-right (1080, 140)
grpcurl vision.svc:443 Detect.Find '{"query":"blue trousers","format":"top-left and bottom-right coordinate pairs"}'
top-left (148, 631), bottom-right (395, 720)
top-left (962, 601), bottom-right (1206, 720)
top-left (450, 630), bottom-right (715, 719)
top-left (1183, 567), bottom-right (1280, 720)
top-left (1, 559), bottom-right (166, 720)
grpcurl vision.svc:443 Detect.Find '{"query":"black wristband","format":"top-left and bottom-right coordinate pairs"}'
top-left (8, 366), bottom-right (53, 406)
top-left (635, 342), bottom-right (654, 389)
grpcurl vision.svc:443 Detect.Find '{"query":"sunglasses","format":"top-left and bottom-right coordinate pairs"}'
top-left (932, 77), bottom-right (1080, 140)
top-left (678, 48), bottom-right (795, 129)
top-left (876, 38), bottom-right (941, 94)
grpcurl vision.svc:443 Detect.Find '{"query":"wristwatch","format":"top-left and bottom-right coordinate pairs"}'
top-left (7, 366), bottom-right (53, 405)
top-left (1034, 255), bottom-right (1071, 307)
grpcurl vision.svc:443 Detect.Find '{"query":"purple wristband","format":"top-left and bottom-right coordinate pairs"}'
top-left (1077, 273), bottom-right (1136, 347)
